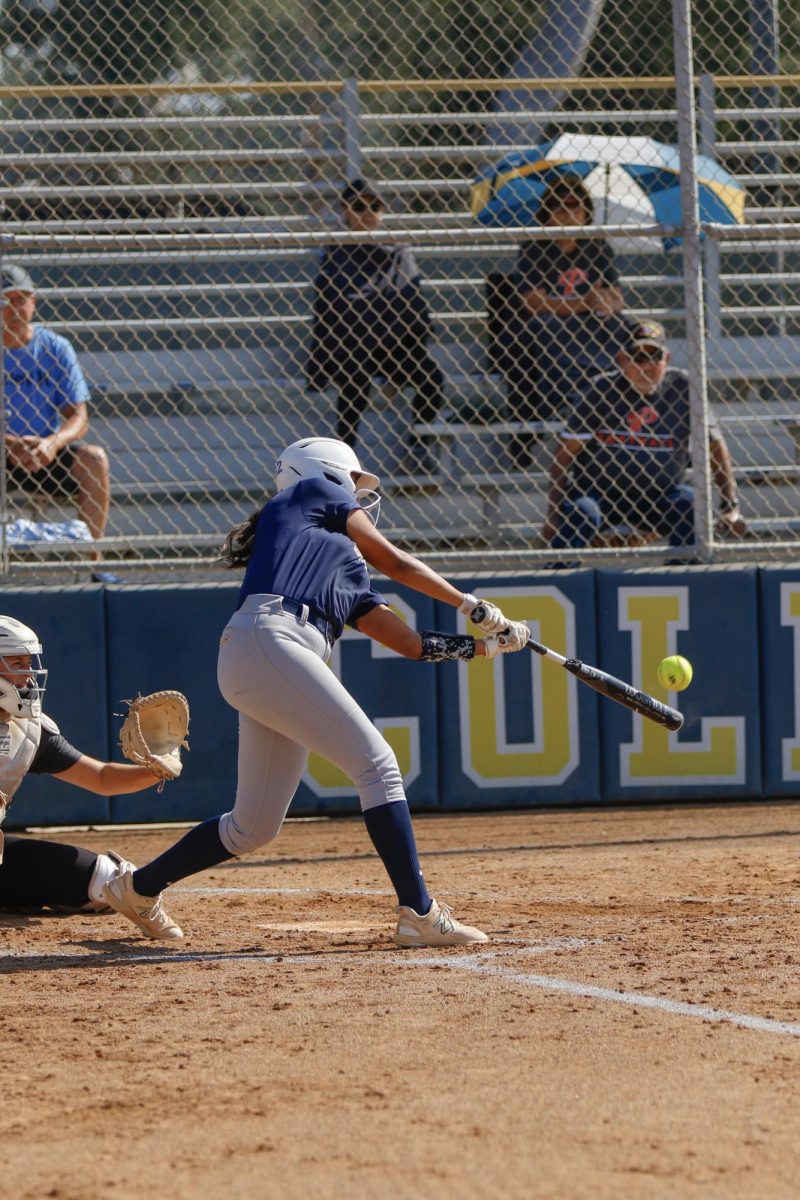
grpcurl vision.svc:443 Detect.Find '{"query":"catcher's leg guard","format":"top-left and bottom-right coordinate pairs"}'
top-left (0, 835), bottom-right (97, 910)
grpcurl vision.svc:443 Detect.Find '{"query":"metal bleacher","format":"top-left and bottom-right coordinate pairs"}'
top-left (3, 75), bottom-right (800, 568)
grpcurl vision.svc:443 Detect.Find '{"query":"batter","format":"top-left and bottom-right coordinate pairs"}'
top-left (103, 437), bottom-right (531, 945)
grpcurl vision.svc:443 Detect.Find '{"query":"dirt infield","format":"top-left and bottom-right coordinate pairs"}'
top-left (2, 802), bottom-right (800, 1200)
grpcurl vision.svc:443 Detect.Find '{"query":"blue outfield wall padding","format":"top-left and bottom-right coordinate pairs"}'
top-left (3, 565), bottom-right (779, 827)
top-left (105, 582), bottom-right (240, 823)
top-left (2, 586), bottom-right (111, 827)
top-left (596, 567), bottom-right (761, 801)
top-left (105, 584), bottom-right (438, 822)
top-left (436, 572), bottom-right (601, 807)
top-left (759, 566), bottom-right (800, 798)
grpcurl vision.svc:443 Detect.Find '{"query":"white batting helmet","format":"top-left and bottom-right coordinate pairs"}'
top-left (275, 437), bottom-right (380, 496)
top-left (0, 615), bottom-right (47, 718)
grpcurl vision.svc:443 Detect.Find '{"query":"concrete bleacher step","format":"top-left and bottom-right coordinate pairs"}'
top-left (46, 333), bottom-right (800, 558)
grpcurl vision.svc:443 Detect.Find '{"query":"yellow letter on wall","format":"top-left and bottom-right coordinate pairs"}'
top-left (619, 586), bottom-right (744, 786)
top-left (780, 582), bottom-right (800, 781)
top-left (459, 586), bottom-right (579, 787)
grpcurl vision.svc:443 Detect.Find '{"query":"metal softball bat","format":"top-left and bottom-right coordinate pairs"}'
top-left (470, 605), bottom-right (683, 731)
top-left (525, 637), bottom-right (684, 731)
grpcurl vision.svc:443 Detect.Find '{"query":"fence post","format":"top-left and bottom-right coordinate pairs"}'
top-left (0, 232), bottom-right (7, 578)
top-left (342, 77), bottom-right (363, 182)
top-left (697, 74), bottom-right (722, 348)
top-left (672, 0), bottom-right (713, 561)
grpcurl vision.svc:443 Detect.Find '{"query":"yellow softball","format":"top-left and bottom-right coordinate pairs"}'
top-left (656, 655), bottom-right (693, 691)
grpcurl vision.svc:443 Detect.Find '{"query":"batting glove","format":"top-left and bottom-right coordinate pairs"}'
top-left (459, 593), bottom-right (509, 634)
top-left (482, 620), bottom-right (531, 659)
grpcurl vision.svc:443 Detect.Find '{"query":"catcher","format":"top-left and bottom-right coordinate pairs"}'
top-left (0, 614), bottom-right (188, 933)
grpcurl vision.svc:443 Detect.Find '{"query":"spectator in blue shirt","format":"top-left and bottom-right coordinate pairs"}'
top-left (2, 265), bottom-right (110, 553)
top-left (542, 320), bottom-right (746, 552)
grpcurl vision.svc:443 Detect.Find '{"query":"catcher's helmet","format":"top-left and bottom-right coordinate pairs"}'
top-left (275, 437), bottom-right (380, 496)
top-left (0, 615), bottom-right (47, 718)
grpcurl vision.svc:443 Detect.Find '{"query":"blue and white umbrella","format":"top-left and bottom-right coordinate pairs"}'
top-left (471, 134), bottom-right (746, 251)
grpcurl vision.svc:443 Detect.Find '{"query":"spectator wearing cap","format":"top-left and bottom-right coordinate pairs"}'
top-left (2, 265), bottom-right (111, 555)
top-left (503, 176), bottom-right (626, 468)
top-left (542, 319), bottom-right (746, 554)
top-left (306, 178), bottom-right (445, 473)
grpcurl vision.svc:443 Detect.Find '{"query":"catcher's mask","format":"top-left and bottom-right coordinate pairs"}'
top-left (274, 437), bottom-right (381, 523)
top-left (0, 615), bottom-right (47, 718)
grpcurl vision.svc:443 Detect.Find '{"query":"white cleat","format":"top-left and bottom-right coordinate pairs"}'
top-left (102, 868), bottom-right (183, 940)
top-left (393, 897), bottom-right (489, 948)
top-left (82, 850), bottom-right (138, 914)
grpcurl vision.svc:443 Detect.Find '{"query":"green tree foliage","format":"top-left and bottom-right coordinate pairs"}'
top-left (0, 0), bottom-right (251, 84)
top-left (1, 0), bottom-right (796, 87)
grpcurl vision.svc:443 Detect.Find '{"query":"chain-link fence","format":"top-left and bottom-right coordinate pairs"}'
top-left (0, 0), bottom-right (798, 577)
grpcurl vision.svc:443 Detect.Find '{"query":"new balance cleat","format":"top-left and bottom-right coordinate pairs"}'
top-left (393, 897), bottom-right (488, 947)
top-left (84, 850), bottom-right (137, 913)
top-left (102, 868), bottom-right (183, 940)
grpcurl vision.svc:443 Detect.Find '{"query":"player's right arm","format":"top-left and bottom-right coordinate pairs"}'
top-left (542, 437), bottom-right (584, 543)
top-left (55, 756), bottom-right (163, 795)
top-left (354, 604), bottom-right (528, 661)
top-left (710, 432), bottom-right (746, 537)
top-left (347, 508), bottom-right (466, 608)
top-left (347, 510), bottom-right (528, 651)
top-left (31, 724), bottom-right (162, 794)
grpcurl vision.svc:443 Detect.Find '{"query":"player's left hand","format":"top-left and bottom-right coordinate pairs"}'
top-left (716, 505), bottom-right (747, 538)
top-left (459, 593), bottom-right (509, 633)
top-left (482, 621), bottom-right (531, 658)
top-left (119, 690), bottom-right (190, 781)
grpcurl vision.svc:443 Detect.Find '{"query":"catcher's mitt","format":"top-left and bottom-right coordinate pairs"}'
top-left (120, 690), bottom-right (190, 781)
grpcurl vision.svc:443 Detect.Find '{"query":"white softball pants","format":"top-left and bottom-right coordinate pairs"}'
top-left (216, 594), bottom-right (406, 857)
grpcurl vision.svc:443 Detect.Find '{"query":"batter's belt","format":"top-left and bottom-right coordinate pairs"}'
top-left (240, 594), bottom-right (334, 648)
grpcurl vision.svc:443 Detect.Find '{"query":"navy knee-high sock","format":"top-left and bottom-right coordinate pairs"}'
top-left (362, 800), bottom-right (431, 913)
top-left (133, 816), bottom-right (234, 896)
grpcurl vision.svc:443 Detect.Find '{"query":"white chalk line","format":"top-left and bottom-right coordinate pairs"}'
top-left (173, 885), bottom-right (391, 897)
top-left (397, 952), bottom-right (800, 1039)
top-left (3, 934), bottom-right (799, 1038)
top-left (173, 885), bottom-right (800, 908)
top-left (0, 935), bottom-right (600, 965)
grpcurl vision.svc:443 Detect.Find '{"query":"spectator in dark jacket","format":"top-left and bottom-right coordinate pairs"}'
top-left (307, 179), bottom-right (444, 473)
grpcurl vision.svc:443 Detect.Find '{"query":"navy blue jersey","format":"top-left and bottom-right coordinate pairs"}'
top-left (515, 238), bottom-right (621, 369)
top-left (563, 367), bottom-right (720, 503)
top-left (517, 237), bottom-right (619, 299)
top-left (238, 477), bottom-right (387, 640)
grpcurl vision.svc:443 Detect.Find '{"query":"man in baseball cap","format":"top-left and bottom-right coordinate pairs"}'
top-left (623, 319), bottom-right (668, 356)
top-left (2, 265), bottom-right (35, 294)
top-left (542, 312), bottom-right (746, 553)
top-left (340, 177), bottom-right (385, 210)
top-left (2, 263), bottom-right (112, 562)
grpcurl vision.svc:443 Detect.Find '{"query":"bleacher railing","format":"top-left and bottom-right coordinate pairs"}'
top-left (1, 1), bottom-right (799, 577)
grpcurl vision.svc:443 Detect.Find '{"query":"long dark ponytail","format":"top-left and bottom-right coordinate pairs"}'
top-left (221, 509), bottom-right (261, 569)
